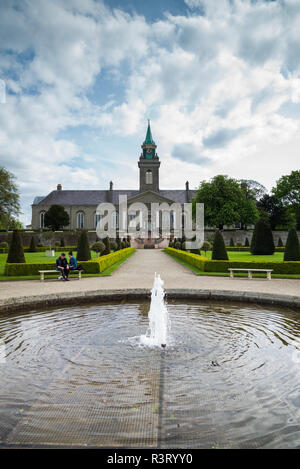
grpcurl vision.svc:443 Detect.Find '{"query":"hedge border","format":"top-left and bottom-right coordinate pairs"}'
top-left (4, 247), bottom-right (135, 276)
top-left (164, 247), bottom-right (300, 275)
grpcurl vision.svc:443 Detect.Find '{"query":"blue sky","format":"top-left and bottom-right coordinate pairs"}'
top-left (0, 0), bottom-right (300, 225)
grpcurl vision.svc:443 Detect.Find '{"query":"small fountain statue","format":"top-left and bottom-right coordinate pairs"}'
top-left (140, 273), bottom-right (170, 347)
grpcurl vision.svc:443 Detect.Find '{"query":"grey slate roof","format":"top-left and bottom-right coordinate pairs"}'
top-left (32, 196), bottom-right (46, 205)
top-left (33, 189), bottom-right (196, 206)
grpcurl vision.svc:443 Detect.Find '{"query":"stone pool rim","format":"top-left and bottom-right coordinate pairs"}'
top-left (1, 288), bottom-right (300, 314)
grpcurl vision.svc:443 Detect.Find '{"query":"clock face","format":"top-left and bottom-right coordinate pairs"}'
top-left (145, 148), bottom-right (153, 159)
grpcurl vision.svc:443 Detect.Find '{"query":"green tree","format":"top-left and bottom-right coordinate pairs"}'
top-left (257, 194), bottom-right (287, 230)
top-left (284, 228), bottom-right (300, 261)
top-left (76, 231), bottom-right (91, 261)
top-left (230, 237), bottom-right (235, 246)
top-left (244, 237), bottom-right (249, 247)
top-left (251, 218), bottom-right (275, 255)
top-left (278, 237), bottom-right (283, 247)
top-left (211, 230), bottom-right (228, 260)
top-left (273, 170), bottom-right (300, 229)
top-left (193, 175), bottom-right (258, 229)
top-left (6, 230), bottom-right (25, 263)
top-left (239, 179), bottom-right (267, 201)
top-left (0, 167), bottom-right (20, 230)
top-left (44, 205), bottom-right (70, 231)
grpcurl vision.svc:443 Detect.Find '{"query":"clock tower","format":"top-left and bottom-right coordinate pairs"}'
top-left (138, 120), bottom-right (160, 192)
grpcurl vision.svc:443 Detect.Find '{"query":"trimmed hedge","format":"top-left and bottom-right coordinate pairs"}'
top-left (225, 246), bottom-right (285, 252)
top-left (164, 247), bottom-right (300, 275)
top-left (164, 247), bottom-right (207, 271)
top-left (5, 247), bottom-right (135, 276)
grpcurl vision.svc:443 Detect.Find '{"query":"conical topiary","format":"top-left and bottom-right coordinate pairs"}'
top-left (250, 218), bottom-right (275, 255)
top-left (278, 237), bottom-right (283, 247)
top-left (211, 230), bottom-right (229, 260)
top-left (284, 228), bottom-right (300, 261)
top-left (230, 237), bottom-right (235, 247)
top-left (245, 237), bottom-right (249, 247)
top-left (7, 230), bottom-right (26, 263)
top-left (76, 231), bottom-right (91, 261)
top-left (103, 236), bottom-right (111, 255)
top-left (60, 237), bottom-right (65, 247)
top-left (29, 236), bottom-right (36, 252)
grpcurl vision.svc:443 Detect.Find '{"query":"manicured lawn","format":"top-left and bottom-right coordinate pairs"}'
top-left (205, 250), bottom-right (284, 262)
top-left (165, 250), bottom-right (300, 279)
top-left (0, 250), bottom-right (131, 280)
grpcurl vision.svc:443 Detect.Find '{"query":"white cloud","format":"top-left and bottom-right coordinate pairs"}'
top-left (0, 0), bottom-right (300, 225)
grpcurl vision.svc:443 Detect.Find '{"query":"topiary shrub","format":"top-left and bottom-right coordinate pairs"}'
top-left (174, 241), bottom-right (181, 250)
top-left (251, 218), bottom-right (275, 255)
top-left (230, 237), bottom-right (235, 247)
top-left (28, 236), bottom-right (36, 252)
top-left (0, 241), bottom-right (8, 253)
top-left (120, 241), bottom-right (126, 249)
top-left (55, 241), bottom-right (60, 247)
top-left (244, 237), bottom-right (249, 247)
top-left (168, 240), bottom-right (174, 248)
top-left (6, 230), bottom-right (26, 263)
top-left (211, 230), bottom-right (228, 260)
top-left (76, 230), bottom-right (91, 261)
top-left (110, 241), bottom-right (118, 252)
top-left (116, 233), bottom-right (121, 251)
top-left (103, 236), bottom-right (111, 255)
top-left (92, 241), bottom-right (105, 255)
top-left (284, 228), bottom-right (300, 261)
top-left (278, 237), bottom-right (284, 247)
top-left (60, 237), bottom-right (65, 247)
top-left (201, 241), bottom-right (211, 257)
top-left (181, 234), bottom-right (186, 251)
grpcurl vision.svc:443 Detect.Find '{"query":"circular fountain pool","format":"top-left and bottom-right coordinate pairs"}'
top-left (0, 300), bottom-right (299, 448)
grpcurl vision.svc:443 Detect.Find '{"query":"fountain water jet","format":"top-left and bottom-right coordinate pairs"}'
top-left (140, 273), bottom-right (170, 347)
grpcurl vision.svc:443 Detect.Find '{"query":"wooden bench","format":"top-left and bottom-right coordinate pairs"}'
top-left (228, 268), bottom-right (273, 280)
top-left (39, 270), bottom-right (82, 281)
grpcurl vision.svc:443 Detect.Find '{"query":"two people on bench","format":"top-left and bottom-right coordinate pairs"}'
top-left (56, 252), bottom-right (77, 281)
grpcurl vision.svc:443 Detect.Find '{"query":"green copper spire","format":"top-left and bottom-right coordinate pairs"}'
top-left (143, 119), bottom-right (155, 145)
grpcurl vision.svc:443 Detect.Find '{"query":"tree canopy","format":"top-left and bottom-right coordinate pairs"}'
top-left (44, 205), bottom-right (70, 231)
top-left (0, 167), bottom-right (20, 230)
top-left (193, 175), bottom-right (259, 228)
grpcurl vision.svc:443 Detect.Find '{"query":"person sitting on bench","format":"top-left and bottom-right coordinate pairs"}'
top-left (68, 251), bottom-right (77, 271)
top-left (56, 253), bottom-right (69, 281)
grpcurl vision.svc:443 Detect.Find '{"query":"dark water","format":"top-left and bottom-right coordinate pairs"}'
top-left (0, 300), bottom-right (299, 448)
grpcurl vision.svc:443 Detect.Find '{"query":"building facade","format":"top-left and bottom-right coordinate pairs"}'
top-left (32, 121), bottom-right (196, 240)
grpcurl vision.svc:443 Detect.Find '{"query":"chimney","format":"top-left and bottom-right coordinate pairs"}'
top-left (109, 181), bottom-right (113, 191)
top-left (185, 181), bottom-right (190, 202)
top-left (57, 184), bottom-right (62, 191)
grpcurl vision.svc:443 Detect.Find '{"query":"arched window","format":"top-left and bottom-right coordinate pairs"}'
top-left (77, 211), bottom-right (85, 229)
top-left (145, 170), bottom-right (153, 185)
top-left (40, 211), bottom-right (45, 229)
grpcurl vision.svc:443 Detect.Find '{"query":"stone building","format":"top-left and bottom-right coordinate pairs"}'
top-left (31, 121), bottom-right (196, 244)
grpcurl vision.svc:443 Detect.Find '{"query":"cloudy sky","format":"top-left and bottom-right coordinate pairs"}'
top-left (0, 0), bottom-right (300, 225)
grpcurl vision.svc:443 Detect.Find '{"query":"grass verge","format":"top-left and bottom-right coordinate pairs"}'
top-left (164, 250), bottom-right (300, 279)
top-left (0, 250), bottom-right (134, 281)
